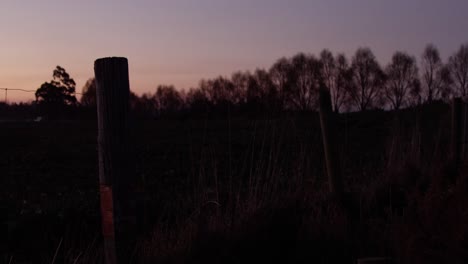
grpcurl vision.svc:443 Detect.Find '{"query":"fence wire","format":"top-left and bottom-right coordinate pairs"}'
top-left (0, 87), bottom-right (82, 103)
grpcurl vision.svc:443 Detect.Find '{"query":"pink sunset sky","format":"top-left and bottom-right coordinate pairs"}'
top-left (1, 0), bottom-right (467, 102)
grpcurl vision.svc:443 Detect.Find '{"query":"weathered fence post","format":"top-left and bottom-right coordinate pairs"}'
top-left (95, 57), bottom-right (134, 264)
top-left (319, 87), bottom-right (343, 200)
top-left (451, 97), bottom-right (463, 172)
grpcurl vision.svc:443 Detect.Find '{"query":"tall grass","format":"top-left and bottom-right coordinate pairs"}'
top-left (5, 104), bottom-right (468, 263)
top-left (135, 106), bottom-right (467, 263)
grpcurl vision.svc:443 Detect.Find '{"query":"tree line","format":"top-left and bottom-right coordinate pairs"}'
top-left (3, 43), bottom-right (466, 119)
top-left (104, 43), bottom-right (466, 117)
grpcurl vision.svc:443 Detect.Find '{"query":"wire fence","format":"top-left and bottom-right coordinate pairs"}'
top-left (0, 87), bottom-right (82, 103)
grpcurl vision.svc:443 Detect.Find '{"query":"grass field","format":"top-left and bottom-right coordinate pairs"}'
top-left (3, 103), bottom-right (468, 263)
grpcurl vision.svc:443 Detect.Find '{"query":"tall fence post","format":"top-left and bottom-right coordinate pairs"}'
top-left (319, 87), bottom-right (343, 200)
top-left (95, 57), bottom-right (133, 264)
top-left (451, 97), bottom-right (463, 173)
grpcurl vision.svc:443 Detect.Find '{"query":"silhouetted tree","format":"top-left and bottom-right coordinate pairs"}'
top-left (320, 50), bottom-right (336, 101)
top-left (154, 85), bottom-right (184, 115)
top-left (287, 53), bottom-right (323, 111)
top-left (35, 66), bottom-right (77, 106)
top-left (348, 48), bottom-right (386, 111)
top-left (335, 54), bottom-right (354, 111)
top-left (201, 77), bottom-right (236, 106)
top-left (421, 44), bottom-right (449, 102)
top-left (320, 50), bottom-right (351, 112)
top-left (80, 78), bottom-right (97, 107)
top-left (247, 69), bottom-right (277, 112)
top-left (132, 92), bottom-right (157, 118)
top-left (270, 57), bottom-right (293, 110)
top-left (231, 71), bottom-right (251, 105)
top-left (408, 79), bottom-right (423, 107)
top-left (70, 43), bottom-right (468, 118)
top-left (35, 66), bottom-right (77, 118)
top-left (437, 65), bottom-right (454, 101)
top-left (384, 51), bottom-right (419, 110)
top-left (186, 87), bottom-right (210, 113)
top-left (448, 43), bottom-right (468, 99)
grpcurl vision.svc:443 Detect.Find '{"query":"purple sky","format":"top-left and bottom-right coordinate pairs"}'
top-left (1, 0), bottom-right (467, 102)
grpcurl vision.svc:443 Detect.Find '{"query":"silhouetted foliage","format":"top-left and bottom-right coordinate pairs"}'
top-left (287, 53), bottom-right (323, 111)
top-left (80, 78), bottom-right (97, 107)
top-left (231, 71), bottom-right (251, 106)
top-left (269, 58), bottom-right (294, 110)
top-left (35, 66), bottom-right (77, 118)
top-left (408, 78), bottom-right (423, 107)
top-left (248, 69), bottom-right (278, 112)
top-left (437, 64), bottom-right (454, 101)
top-left (154, 85), bottom-right (184, 116)
top-left (448, 43), bottom-right (468, 100)
top-left (320, 50), bottom-right (337, 106)
top-left (421, 44), bottom-right (452, 102)
top-left (18, 44), bottom-right (468, 121)
top-left (384, 51), bottom-right (420, 110)
top-left (116, 44), bottom-right (467, 117)
top-left (348, 48), bottom-right (385, 111)
top-left (199, 77), bottom-right (238, 115)
top-left (320, 50), bottom-right (352, 113)
top-left (186, 87), bottom-right (210, 114)
top-left (35, 66), bottom-right (77, 105)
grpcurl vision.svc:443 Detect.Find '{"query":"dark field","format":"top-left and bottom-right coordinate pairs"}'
top-left (3, 104), bottom-right (468, 263)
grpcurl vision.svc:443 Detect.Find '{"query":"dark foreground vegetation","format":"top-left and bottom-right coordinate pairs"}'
top-left (2, 100), bottom-right (468, 263)
top-left (2, 43), bottom-right (468, 263)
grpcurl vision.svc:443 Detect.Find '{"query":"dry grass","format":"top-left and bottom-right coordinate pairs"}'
top-left (4, 103), bottom-right (468, 263)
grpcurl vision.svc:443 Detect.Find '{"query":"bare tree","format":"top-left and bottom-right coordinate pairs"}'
top-left (408, 79), bottom-right (423, 107)
top-left (437, 65), bottom-right (454, 101)
top-left (231, 71), bottom-right (251, 105)
top-left (200, 77), bottom-right (236, 106)
top-left (320, 50), bottom-right (351, 112)
top-left (421, 44), bottom-right (446, 102)
top-left (336, 54), bottom-right (355, 111)
top-left (248, 69), bottom-right (277, 110)
top-left (269, 57), bottom-right (293, 110)
top-left (186, 87), bottom-right (210, 112)
top-left (320, 50), bottom-right (337, 110)
top-left (154, 85), bottom-right (183, 114)
top-left (448, 43), bottom-right (468, 99)
top-left (349, 48), bottom-right (385, 111)
top-left (320, 50), bottom-right (335, 90)
top-left (384, 51), bottom-right (419, 110)
top-left (288, 53), bottom-right (323, 111)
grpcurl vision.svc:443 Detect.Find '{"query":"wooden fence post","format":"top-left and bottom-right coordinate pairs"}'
top-left (95, 57), bottom-right (134, 264)
top-left (319, 87), bottom-right (343, 200)
top-left (451, 97), bottom-right (463, 172)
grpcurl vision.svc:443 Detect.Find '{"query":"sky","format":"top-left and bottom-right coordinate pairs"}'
top-left (1, 0), bottom-right (468, 102)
